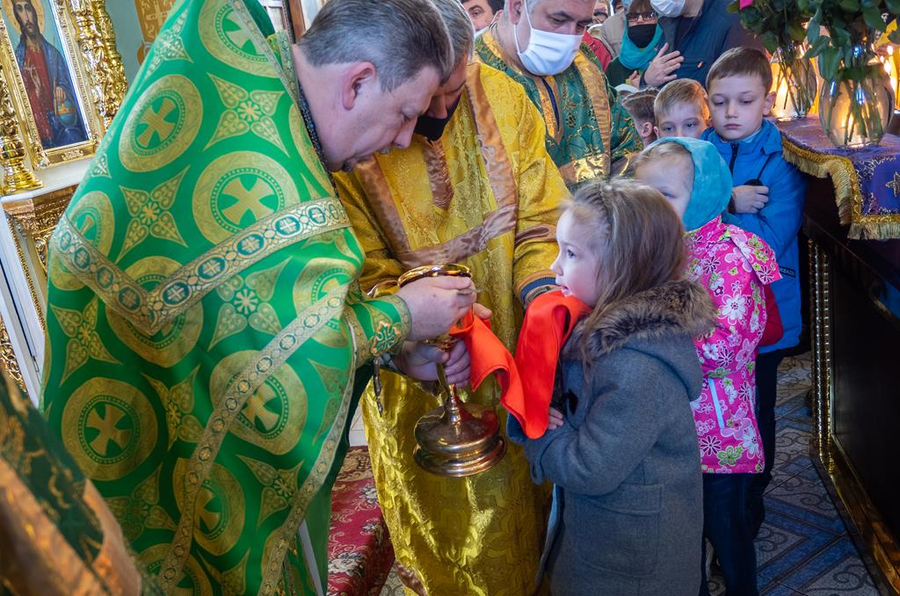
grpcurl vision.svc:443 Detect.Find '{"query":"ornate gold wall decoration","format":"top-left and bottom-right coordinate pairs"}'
top-left (808, 239), bottom-right (834, 473)
top-left (0, 314), bottom-right (25, 390)
top-left (135, 0), bottom-right (175, 63)
top-left (67, 0), bottom-right (127, 130)
top-left (0, 62), bottom-right (42, 194)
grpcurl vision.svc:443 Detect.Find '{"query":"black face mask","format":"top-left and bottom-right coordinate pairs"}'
top-left (627, 23), bottom-right (657, 48)
top-left (413, 98), bottom-right (461, 142)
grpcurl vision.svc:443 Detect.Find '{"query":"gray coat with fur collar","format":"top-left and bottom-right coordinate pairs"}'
top-left (509, 279), bottom-right (715, 595)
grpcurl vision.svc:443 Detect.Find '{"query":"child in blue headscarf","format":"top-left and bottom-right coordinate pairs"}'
top-left (633, 137), bottom-right (780, 596)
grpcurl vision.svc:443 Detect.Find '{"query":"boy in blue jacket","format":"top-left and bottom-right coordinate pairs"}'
top-left (701, 47), bottom-right (808, 539)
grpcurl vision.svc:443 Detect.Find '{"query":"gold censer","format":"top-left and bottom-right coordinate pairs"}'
top-left (397, 264), bottom-right (506, 478)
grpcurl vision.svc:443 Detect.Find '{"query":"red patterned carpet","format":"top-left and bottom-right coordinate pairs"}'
top-left (327, 447), bottom-right (395, 596)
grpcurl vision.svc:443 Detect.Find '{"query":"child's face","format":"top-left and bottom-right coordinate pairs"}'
top-left (551, 211), bottom-right (601, 307)
top-left (634, 155), bottom-right (693, 220)
top-left (656, 101), bottom-right (708, 139)
top-left (708, 74), bottom-right (774, 141)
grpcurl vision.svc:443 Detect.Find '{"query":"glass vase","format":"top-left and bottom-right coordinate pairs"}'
top-left (819, 46), bottom-right (893, 148)
top-left (770, 45), bottom-right (818, 120)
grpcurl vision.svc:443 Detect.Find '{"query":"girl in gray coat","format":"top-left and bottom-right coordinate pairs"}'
top-left (509, 178), bottom-right (715, 595)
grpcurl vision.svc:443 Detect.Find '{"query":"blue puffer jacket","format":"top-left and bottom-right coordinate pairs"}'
top-left (701, 120), bottom-right (807, 353)
top-left (659, 0), bottom-right (763, 85)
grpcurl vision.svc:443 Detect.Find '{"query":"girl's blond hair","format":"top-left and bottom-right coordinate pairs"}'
top-left (564, 178), bottom-right (687, 361)
top-left (630, 139), bottom-right (693, 173)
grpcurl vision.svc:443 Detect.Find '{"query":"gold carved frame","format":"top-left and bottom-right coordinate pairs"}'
top-left (0, 0), bottom-right (125, 387)
top-left (0, 0), bottom-right (125, 183)
top-left (808, 240), bottom-right (900, 593)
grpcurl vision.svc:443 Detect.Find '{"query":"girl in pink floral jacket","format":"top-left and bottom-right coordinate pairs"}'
top-left (635, 137), bottom-right (779, 596)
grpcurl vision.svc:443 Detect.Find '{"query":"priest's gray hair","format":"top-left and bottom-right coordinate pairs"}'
top-left (298, 0), bottom-right (455, 89)
top-left (432, 0), bottom-right (474, 63)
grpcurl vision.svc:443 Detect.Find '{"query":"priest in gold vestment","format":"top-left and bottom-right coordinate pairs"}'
top-left (335, 2), bottom-right (568, 593)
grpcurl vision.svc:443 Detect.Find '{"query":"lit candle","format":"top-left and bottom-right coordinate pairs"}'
top-left (881, 46), bottom-right (899, 111)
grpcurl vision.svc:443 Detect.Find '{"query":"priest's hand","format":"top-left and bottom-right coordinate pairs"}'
top-left (396, 276), bottom-right (476, 341)
top-left (394, 340), bottom-right (471, 387)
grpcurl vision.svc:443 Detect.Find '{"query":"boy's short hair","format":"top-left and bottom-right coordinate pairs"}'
top-left (706, 47), bottom-right (773, 93)
top-left (654, 79), bottom-right (709, 122)
top-left (622, 88), bottom-right (659, 124)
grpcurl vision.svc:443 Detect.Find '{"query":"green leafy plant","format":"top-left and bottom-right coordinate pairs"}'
top-left (799, 0), bottom-right (900, 81)
top-left (736, 0), bottom-right (899, 145)
top-left (729, 1), bottom-right (818, 118)
top-left (727, 0), bottom-right (812, 54)
top-left (797, 0), bottom-right (900, 145)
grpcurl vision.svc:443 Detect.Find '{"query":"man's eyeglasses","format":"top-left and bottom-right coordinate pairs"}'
top-left (627, 11), bottom-right (658, 23)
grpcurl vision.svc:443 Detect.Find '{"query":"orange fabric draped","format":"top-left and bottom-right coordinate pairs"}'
top-left (450, 291), bottom-right (590, 440)
top-left (450, 311), bottom-right (522, 397)
top-left (509, 290), bottom-right (589, 438)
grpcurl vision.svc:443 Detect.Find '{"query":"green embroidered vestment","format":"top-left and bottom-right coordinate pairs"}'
top-left (41, 1), bottom-right (409, 594)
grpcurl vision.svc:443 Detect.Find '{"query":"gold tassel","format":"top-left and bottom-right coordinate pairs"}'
top-left (782, 138), bottom-right (900, 240)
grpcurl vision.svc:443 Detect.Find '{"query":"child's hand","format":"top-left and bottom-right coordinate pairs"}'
top-left (627, 71), bottom-right (642, 89)
top-left (395, 339), bottom-right (471, 387)
top-left (547, 407), bottom-right (565, 430)
top-left (731, 185), bottom-right (770, 214)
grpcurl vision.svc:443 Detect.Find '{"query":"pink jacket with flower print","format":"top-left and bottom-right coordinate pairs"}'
top-left (687, 217), bottom-right (780, 474)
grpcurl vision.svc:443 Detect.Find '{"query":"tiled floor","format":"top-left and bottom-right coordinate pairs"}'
top-left (379, 353), bottom-right (883, 595)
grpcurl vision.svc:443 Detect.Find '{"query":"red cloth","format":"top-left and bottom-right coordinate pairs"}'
top-left (583, 31), bottom-right (612, 69)
top-left (759, 283), bottom-right (784, 347)
top-left (508, 291), bottom-right (590, 439)
top-left (23, 45), bottom-right (53, 141)
top-left (449, 310), bottom-right (522, 398)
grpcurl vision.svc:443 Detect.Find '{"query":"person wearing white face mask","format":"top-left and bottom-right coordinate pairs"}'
top-left (475, 0), bottom-right (641, 189)
top-left (652, 0), bottom-right (763, 84)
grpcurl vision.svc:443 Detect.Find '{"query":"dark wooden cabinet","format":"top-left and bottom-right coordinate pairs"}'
top-left (805, 176), bottom-right (900, 594)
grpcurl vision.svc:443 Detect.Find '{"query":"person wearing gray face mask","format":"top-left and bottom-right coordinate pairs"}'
top-left (475, 0), bottom-right (642, 189)
top-left (652, 0), bottom-right (764, 84)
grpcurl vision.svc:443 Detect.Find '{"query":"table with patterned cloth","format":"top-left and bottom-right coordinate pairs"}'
top-left (776, 118), bottom-right (900, 240)
top-left (327, 447), bottom-right (395, 596)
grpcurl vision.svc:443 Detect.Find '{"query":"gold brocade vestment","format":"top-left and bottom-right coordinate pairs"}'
top-left (336, 62), bottom-right (568, 595)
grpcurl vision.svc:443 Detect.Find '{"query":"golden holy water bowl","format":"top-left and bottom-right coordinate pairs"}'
top-left (397, 263), bottom-right (506, 478)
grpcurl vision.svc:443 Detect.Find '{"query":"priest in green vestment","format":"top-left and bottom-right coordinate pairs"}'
top-left (40, 1), bottom-right (473, 594)
top-left (475, 0), bottom-right (642, 188)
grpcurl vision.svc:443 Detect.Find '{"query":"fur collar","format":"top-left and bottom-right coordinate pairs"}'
top-left (566, 279), bottom-right (716, 360)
